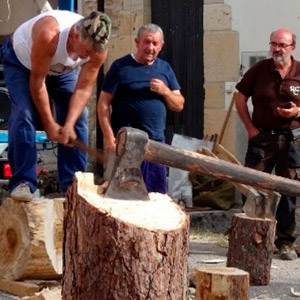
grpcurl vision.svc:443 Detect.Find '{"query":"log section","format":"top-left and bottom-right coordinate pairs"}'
top-left (62, 172), bottom-right (189, 300)
top-left (0, 197), bottom-right (62, 280)
top-left (45, 198), bottom-right (64, 274)
top-left (195, 267), bottom-right (249, 300)
top-left (227, 213), bottom-right (276, 285)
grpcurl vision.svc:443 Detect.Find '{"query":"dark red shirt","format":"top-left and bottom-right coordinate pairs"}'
top-left (236, 58), bottom-right (300, 130)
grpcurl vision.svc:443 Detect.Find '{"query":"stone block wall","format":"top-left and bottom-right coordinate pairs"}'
top-left (203, 0), bottom-right (241, 160)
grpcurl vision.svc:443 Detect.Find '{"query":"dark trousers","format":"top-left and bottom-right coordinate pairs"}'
top-left (245, 131), bottom-right (299, 247)
top-left (0, 38), bottom-right (88, 193)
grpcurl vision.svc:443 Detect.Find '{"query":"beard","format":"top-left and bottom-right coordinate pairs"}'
top-left (272, 52), bottom-right (290, 65)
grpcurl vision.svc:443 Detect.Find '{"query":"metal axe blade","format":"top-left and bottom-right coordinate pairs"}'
top-left (104, 127), bottom-right (150, 201)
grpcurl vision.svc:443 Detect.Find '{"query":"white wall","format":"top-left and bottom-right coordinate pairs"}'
top-left (0, 0), bottom-right (52, 36)
top-left (225, 0), bottom-right (300, 61)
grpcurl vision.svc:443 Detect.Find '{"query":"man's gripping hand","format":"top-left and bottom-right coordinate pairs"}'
top-left (44, 122), bottom-right (63, 142)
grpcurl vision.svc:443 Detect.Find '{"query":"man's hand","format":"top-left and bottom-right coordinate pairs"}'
top-left (277, 101), bottom-right (299, 118)
top-left (58, 124), bottom-right (77, 146)
top-left (150, 78), bottom-right (184, 112)
top-left (150, 78), bottom-right (169, 96)
top-left (44, 122), bottom-right (63, 142)
top-left (248, 127), bottom-right (260, 139)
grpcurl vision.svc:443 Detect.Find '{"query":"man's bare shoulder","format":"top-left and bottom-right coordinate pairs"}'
top-left (32, 16), bottom-right (60, 44)
top-left (31, 16), bottom-right (60, 55)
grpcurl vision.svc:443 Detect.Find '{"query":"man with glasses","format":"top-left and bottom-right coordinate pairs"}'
top-left (235, 28), bottom-right (300, 260)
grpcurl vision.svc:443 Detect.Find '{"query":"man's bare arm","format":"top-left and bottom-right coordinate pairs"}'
top-left (30, 16), bottom-right (61, 141)
top-left (150, 78), bottom-right (184, 112)
top-left (61, 50), bottom-right (108, 143)
top-left (97, 91), bottom-right (115, 151)
top-left (235, 91), bottom-right (259, 138)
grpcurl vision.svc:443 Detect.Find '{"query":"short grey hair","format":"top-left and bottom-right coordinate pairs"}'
top-left (137, 23), bottom-right (164, 43)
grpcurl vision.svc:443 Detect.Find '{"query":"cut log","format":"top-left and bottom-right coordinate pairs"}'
top-left (0, 197), bottom-right (63, 280)
top-left (62, 172), bottom-right (189, 300)
top-left (45, 198), bottom-right (64, 274)
top-left (194, 267), bottom-right (249, 300)
top-left (0, 278), bottom-right (40, 297)
top-left (23, 286), bottom-right (62, 300)
top-left (226, 213), bottom-right (276, 285)
top-left (0, 279), bottom-right (60, 298)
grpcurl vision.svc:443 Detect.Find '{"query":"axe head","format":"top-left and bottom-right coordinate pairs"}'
top-left (243, 190), bottom-right (281, 219)
top-left (104, 127), bottom-right (150, 201)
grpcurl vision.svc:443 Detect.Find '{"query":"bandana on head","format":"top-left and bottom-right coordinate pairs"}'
top-left (82, 11), bottom-right (111, 51)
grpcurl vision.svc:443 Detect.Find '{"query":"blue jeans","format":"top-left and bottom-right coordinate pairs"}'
top-left (0, 38), bottom-right (88, 193)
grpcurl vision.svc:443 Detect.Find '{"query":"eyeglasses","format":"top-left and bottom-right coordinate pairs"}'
top-left (269, 42), bottom-right (294, 49)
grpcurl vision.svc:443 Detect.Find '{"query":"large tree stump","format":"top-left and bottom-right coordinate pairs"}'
top-left (195, 267), bottom-right (249, 300)
top-left (62, 172), bottom-right (190, 300)
top-left (0, 197), bottom-right (63, 280)
top-left (227, 213), bottom-right (276, 285)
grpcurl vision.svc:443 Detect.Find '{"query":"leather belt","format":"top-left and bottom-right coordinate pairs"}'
top-left (259, 128), bottom-right (291, 135)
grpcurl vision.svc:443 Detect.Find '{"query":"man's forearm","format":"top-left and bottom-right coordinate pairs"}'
top-left (29, 80), bottom-right (55, 128)
top-left (64, 87), bottom-right (93, 127)
top-left (235, 93), bottom-right (256, 133)
top-left (98, 106), bottom-right (114, 142)
top-left (163, 89), bottom-right (184, 112)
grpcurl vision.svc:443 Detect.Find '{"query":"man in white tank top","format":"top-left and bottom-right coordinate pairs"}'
top-left (0, 10), bottom-right (111, 201)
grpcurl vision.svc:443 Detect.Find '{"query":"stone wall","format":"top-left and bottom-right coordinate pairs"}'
top-left (203, 0), bottom-right (241, 159)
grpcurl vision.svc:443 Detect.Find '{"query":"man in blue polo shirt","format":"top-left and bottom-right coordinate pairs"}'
top-left (97, 23), bottom-right (184, 193)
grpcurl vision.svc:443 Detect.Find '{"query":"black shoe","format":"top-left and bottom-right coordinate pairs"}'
top-left (279, 244), bottom-right (297, 260)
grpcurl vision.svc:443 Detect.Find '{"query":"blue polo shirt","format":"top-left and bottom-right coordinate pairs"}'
top-left (102, 54), bottom-right (180, 140)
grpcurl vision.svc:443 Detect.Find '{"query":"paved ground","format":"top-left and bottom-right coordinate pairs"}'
top-left (188, 235), bottom-right (300, 300)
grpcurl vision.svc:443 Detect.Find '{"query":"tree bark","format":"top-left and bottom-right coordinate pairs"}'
top-left (195, 267), bottom-right (249, 300)
top-left (0, 197), bottom-right (63, 280)
top-left (62, 172), bottom-right (189, 300)
top-left (227, 213), bottom-right (276, 285)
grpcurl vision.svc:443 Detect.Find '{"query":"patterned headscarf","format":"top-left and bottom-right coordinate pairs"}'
top-left (82, 11), bottom-right (111, 52)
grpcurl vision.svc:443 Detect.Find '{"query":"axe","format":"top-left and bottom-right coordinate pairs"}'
top-left (75, 127), bottom-right (300, 218)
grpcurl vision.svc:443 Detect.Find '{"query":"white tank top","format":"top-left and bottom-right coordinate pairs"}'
top-left (13, 10), bottom-right (89, 76)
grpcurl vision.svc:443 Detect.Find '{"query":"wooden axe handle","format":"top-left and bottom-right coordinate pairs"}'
top-left (72, 139), bottom-right (104, 164)
top-left (218, 92), bottom-right (237, 145)
top-left (144, 140), bottom-right (300, 197)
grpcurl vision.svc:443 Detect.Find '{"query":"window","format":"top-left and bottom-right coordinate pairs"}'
top-left (240, 52), bottom-right (269, 76)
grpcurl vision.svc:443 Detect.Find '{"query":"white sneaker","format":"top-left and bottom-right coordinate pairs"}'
top-left (11, 183), bottom-right (33, 202)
